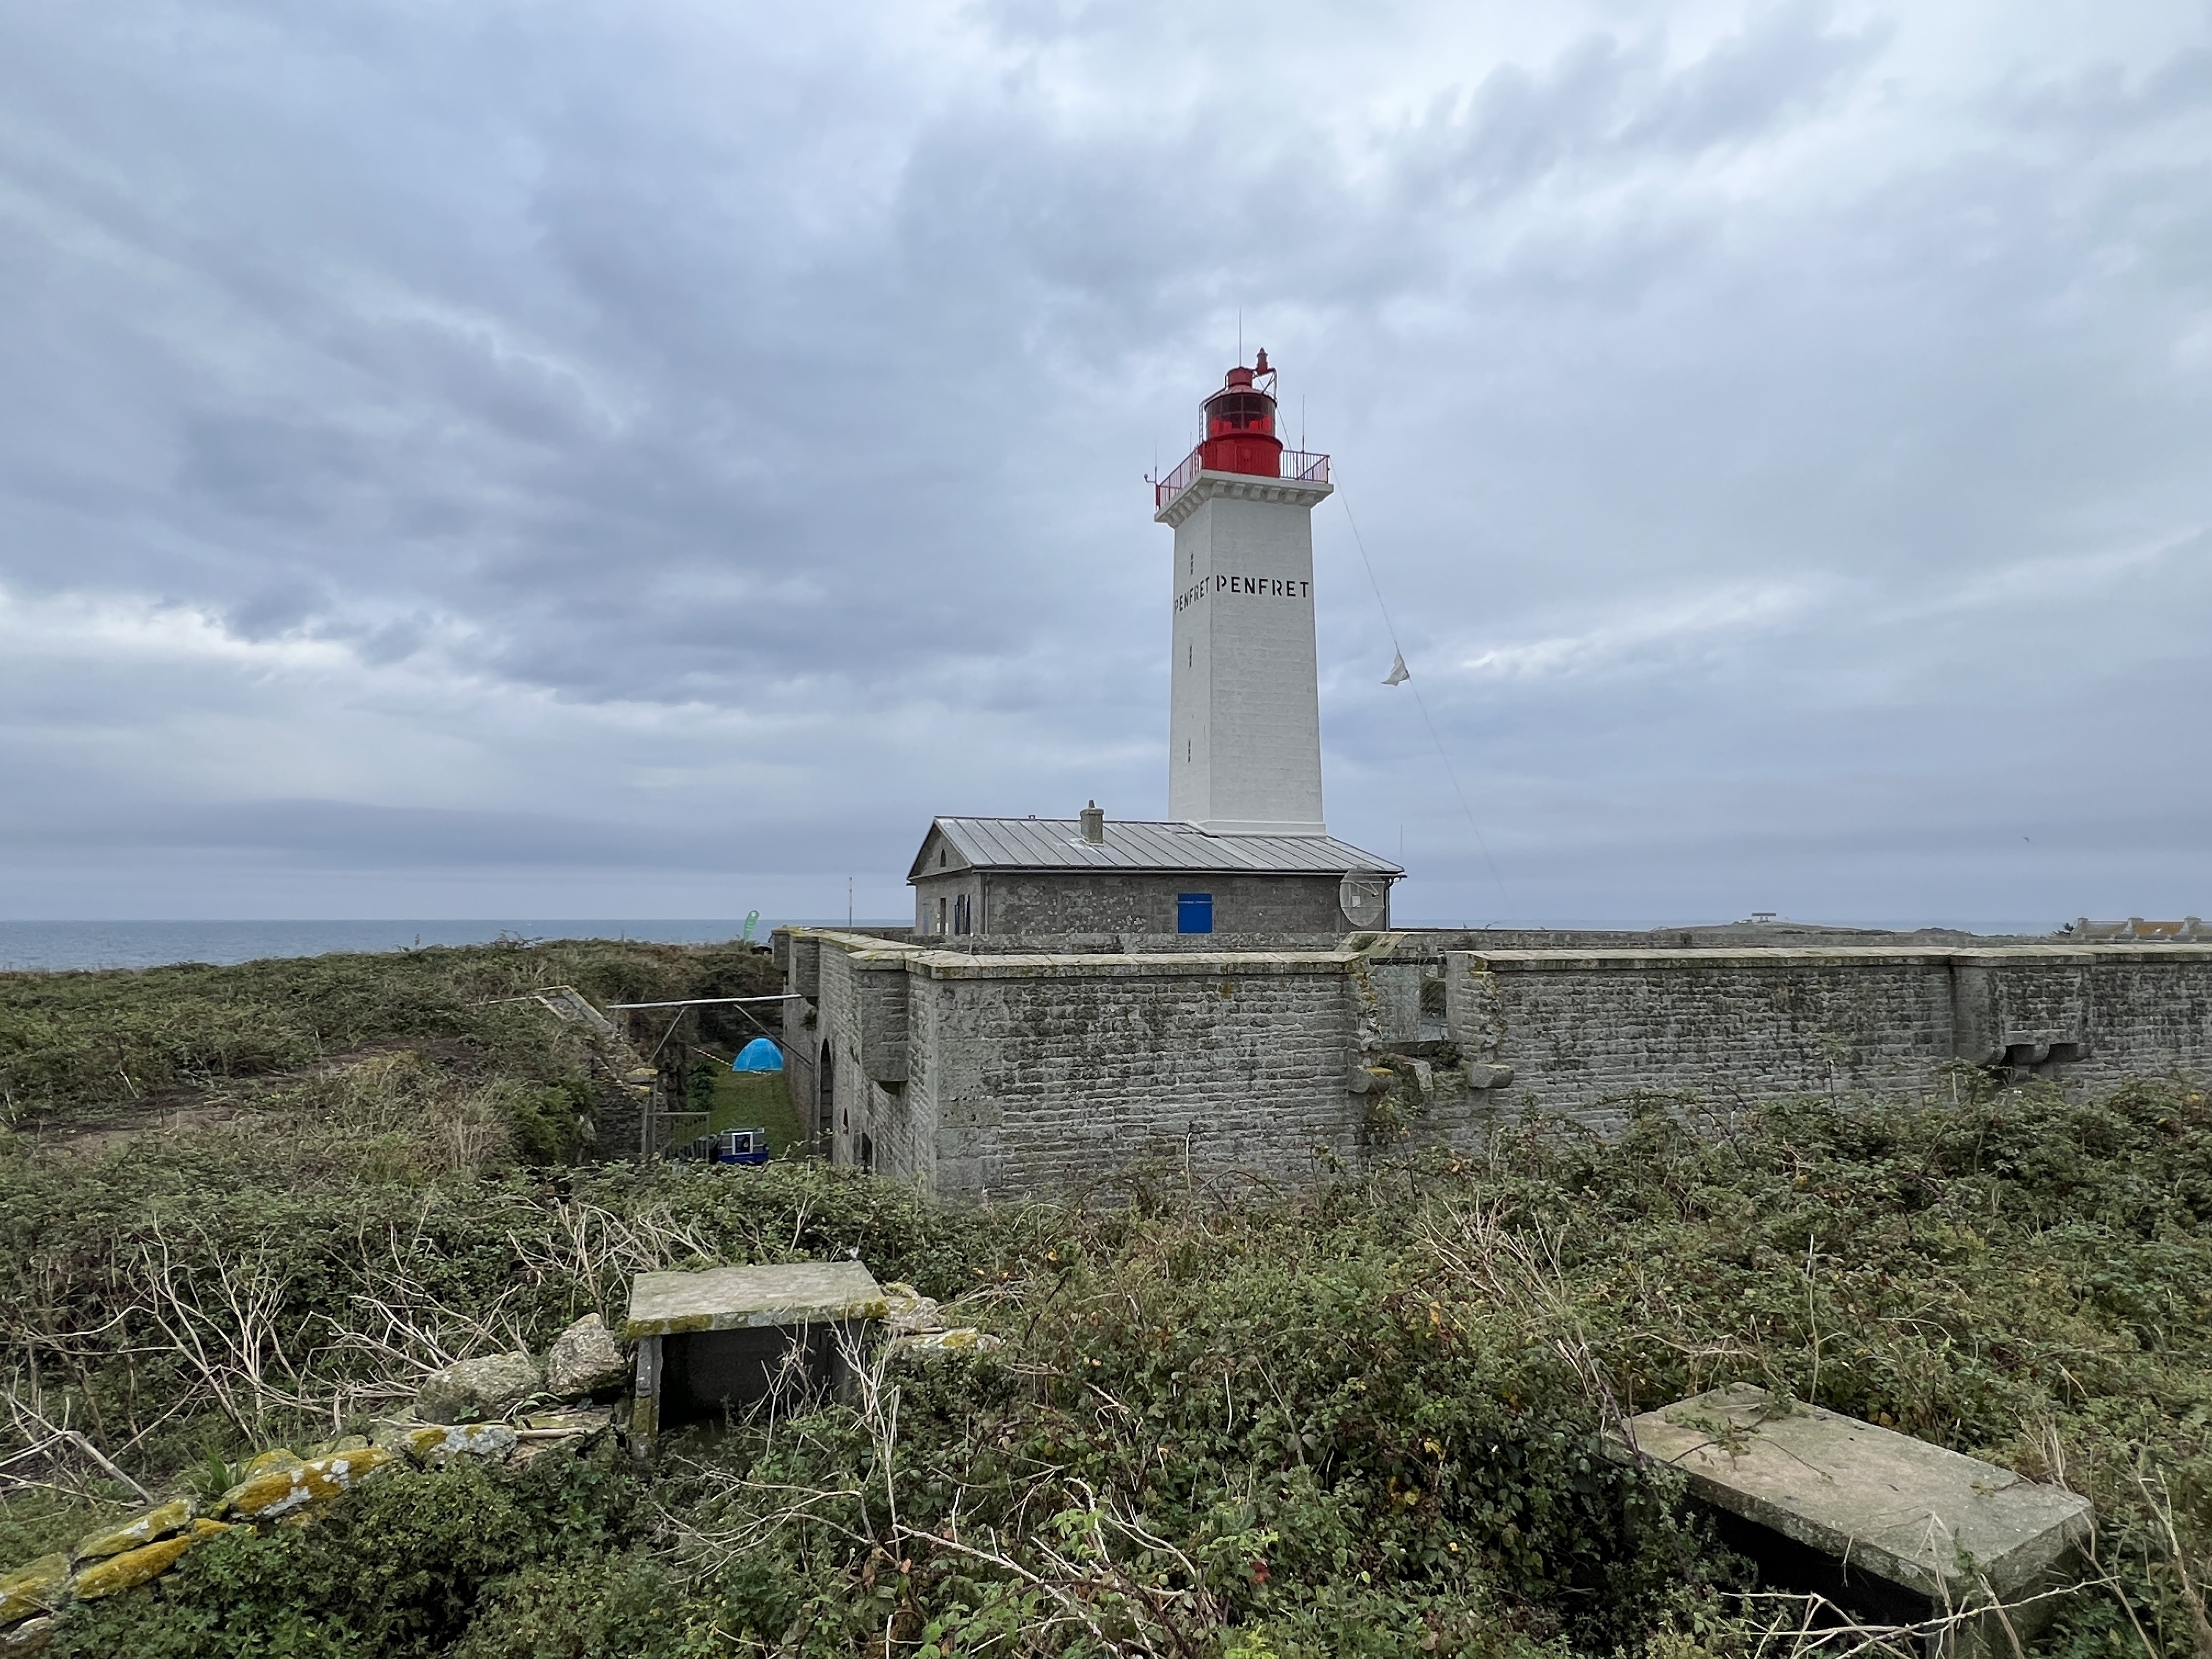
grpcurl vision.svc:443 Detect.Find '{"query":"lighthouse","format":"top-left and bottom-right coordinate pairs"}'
top-left (1155, 350), bottom-right (1334, 836)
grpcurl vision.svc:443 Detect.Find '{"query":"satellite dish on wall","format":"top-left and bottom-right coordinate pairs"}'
top-left (1339, 876), bottom-right (1388, 928)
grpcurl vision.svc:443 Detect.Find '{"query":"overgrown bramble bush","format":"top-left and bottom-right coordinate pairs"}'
top-left (0, 936), bottom-right (781, 1131)
top-left (3, 945), bottom-right (2209, 1654)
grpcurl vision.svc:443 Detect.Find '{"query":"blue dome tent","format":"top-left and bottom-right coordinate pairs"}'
top-left (732, 1037), bottom-right (783, 1073)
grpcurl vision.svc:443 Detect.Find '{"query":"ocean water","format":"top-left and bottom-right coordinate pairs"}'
top-left (0, 920), bottom-right (794, 973)
top-left (0, 915), bottom-right (2064, 973)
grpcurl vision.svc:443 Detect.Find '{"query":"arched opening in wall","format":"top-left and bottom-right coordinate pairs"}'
top-left (819, 1041), bottom-right (835, 1143)
top-left (859, 1133), bottom-right (874, 1173)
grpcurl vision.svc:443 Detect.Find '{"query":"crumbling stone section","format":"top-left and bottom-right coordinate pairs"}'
top-left (0, 1316), bottom-right (626, 1648)
top-left (68, 1497), bottom-right (193, 1563)
top-left (216, 1447), bottom-right (394, 1521)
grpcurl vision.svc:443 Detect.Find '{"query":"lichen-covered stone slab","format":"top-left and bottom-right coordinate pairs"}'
top-left (1623, 1384), bottom-right (2091, 1602)
top-left (882, 1282), bottom-right (941, 1335)
top-left (888, 1328), bottom-right (1004, 1359)
top-left (0, 1555), bottom-right (69, 1625)
top-left (70, 1533), bottom-right (196, 1600)
top-left (71, 1497), bottom-right (194, 1564)
top-left (417, 1351), bottom-right (543, 1424)
top-left (512, 1406), bottom-right (615, 1466)
top-left (216, 1446), bottom-right (395, 1521)
top-left (515, 1405), bottom-right (616, 1437)
top-left (403, 1423), bottom-right (517, 1464)
top-left (625, 1261), bottom-right (887, 1338)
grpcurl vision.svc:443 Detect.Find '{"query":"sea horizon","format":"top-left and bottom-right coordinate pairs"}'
top-left (0, 918), bottom-right (826, 973)
top-left (0, 913), bottom-right (2070, 973)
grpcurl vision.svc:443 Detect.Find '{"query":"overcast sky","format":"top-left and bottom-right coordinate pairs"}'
top-left (2, 1), bottom-right (2207, 927)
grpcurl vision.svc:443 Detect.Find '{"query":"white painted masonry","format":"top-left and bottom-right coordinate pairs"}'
top-left (1160, 472), bottom-right (1333, 836)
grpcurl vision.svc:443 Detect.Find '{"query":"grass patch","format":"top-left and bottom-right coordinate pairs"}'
top-left (708, 1068), bottom-right (802, 1152)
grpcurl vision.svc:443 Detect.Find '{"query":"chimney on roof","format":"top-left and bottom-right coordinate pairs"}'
top-left (1080, 800), bottom-right (1105, 844)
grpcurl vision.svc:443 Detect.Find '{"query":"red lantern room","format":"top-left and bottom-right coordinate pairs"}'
top-left (1198, 347), bottom-right (1283, 477)
top-left (1153, 347), bottom-right (1327, 512)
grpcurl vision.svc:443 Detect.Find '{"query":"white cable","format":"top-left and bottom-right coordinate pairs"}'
top-left (1339, 496), bottom-right (1511, 912)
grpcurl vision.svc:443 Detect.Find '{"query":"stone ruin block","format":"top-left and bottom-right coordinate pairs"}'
top-left (624, 1262), bottom-right (889, 1455)
top-left (1622, 1384), bottom-right (2091, 1656)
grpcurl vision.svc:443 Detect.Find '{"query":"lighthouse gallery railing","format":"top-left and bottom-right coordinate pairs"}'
top-left (1154, 448), bottom-right (1330, 512)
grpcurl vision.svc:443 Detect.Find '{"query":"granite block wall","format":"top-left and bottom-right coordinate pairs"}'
top-left (920, 953), bottom-right (1359, 1201)
top-left (1444, 950), bottom-right (1958, 1134)
top-left (777, 930), bottom-right (2212, 1201)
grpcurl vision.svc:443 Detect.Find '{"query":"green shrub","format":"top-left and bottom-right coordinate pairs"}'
top-left (5, 953), bottom-right (2211, 1658)
top-left (449, 1554), bottom-right (704, 1659)
top-left (49, 1444), bottom-right (658, 1659)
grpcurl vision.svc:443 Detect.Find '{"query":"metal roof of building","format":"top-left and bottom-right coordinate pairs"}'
top-left (910, 817), bottom-right (1403, 881)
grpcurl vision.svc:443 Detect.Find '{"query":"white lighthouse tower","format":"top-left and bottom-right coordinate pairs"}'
top-left (1156, 351), bottom-right (1334, 836)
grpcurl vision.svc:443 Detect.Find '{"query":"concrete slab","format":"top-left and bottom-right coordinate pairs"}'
top-left (625, 1261), bottom-right (888, 1339)
top-left (624, 1262), bottom-right (889, 1458)
top-left (1626, 1385), bottom-right (2090, 1625)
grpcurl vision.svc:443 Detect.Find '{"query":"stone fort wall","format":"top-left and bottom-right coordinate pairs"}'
top-left (775, 929), bottom-right (2212, 1203)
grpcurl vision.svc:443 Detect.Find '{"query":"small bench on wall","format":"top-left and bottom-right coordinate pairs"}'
top-left (624, 1261), bottom-right (890, 1454)
top-left (1618, 1385), bottom-right (2091, 1657)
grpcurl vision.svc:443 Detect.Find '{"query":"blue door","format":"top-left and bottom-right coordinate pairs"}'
top-left (1177, 893), bottom-right (1214, 934)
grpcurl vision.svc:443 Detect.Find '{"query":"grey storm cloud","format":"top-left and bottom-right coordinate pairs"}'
top-left (0, 0), bottom-right (2207, 923)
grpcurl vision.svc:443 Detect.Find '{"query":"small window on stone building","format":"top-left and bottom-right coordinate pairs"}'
top-left (936, 896), bottom-right (947, 934)
top-left (953, 893), bottom-right (972, 935)
top-left (1177, 893), bottom-right (1213, 934)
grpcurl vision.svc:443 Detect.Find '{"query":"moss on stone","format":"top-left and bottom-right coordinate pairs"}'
top-left (69, 1535), bottom-right (196, 1600)
top-left (69, 1499), bottom-right (193, 1565)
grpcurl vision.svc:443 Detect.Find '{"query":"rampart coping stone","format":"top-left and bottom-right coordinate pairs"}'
top-left (1457, 943), bottom-right (2212, 970)
top-left (1622, 1385), bottom-right (2090, 1646)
